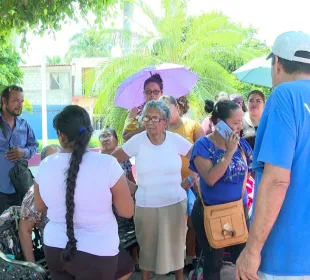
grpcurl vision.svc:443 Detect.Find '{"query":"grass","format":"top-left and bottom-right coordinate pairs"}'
top-left (37, 138), bottom-right (100, 153)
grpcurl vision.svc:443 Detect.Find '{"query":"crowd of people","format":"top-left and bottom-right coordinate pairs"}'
top-left (0, 30), bottom-right (309, 280)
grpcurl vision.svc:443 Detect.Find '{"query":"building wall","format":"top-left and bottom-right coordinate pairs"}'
top-left (21, 65), bottom-right (73, 106)
top-left (22, 105), bottom-right (66, 139)
top-left (71, 57), bottom-right (108, 96)
top-left (19, 59), bottom-right (108, 139)
top-left (20, 65), bottom-right (72, 139)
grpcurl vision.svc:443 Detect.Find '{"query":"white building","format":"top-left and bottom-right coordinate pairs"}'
top-left (20, 58), bottom-right (108, 137)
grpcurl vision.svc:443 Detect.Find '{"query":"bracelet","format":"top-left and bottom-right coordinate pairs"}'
top-left (187, 176), bottom-right (194, 188)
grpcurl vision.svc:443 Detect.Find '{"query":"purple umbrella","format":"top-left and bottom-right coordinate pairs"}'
top-left (114, 63), bottom-right (199, 110)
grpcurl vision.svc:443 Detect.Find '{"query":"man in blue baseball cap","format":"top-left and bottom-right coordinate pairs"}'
top-left (236, 31), bottom-right (310, 280)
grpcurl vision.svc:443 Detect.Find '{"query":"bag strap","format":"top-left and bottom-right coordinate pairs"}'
top-left (0, 117), bottom-right (14, 148)
top-left (0, 118), bottom-right (7, 139)
top-left (239, 144), bottom-right (248, 199)
top-left (197, 183), bottom-right (206, 208)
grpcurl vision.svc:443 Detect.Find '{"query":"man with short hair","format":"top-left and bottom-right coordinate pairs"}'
top-left (19, 145), bottom-right (61, 263)
top-left (236, 31), bottom-right (310, 279)
top-left (0, 85), bottom-right (38, 214)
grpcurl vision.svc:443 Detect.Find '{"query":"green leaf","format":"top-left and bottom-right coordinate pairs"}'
top-left (0, 0), bottom-right (119, 86)
top-left (86, 0), bottom-right (268, 137)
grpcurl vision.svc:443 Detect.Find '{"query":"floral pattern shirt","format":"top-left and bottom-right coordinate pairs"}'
top-left (190, 137), bottom-right (253, 205)
top-left (20, 186), bottom-right (49, 232)
top-left (123, 103), bottom-right (145, 131)
top-left (120, 160), bottom-right (132, 176)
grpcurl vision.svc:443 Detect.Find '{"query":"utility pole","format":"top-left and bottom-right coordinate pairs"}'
top-left (41, 53), bottom-right (48, 147)
top-left (123, 1), bottom-right (133, 54)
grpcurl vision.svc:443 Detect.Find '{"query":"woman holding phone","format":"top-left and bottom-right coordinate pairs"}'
top-left (189, 100), bottom-right (253, 280)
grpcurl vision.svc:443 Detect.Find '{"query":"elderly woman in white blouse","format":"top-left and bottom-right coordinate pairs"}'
top-left (113, 100), bottom-right (193, 280)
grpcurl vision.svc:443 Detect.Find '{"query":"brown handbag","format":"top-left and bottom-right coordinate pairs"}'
top-left (198, 146), bottom-right (248, 249)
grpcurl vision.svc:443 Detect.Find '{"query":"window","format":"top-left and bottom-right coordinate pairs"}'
top-left (92, 115), bottom-right (105, 131)
top-left (82, 68), bottom-right (96, 95)
top-left (50, 72), bottom-right (70, 90)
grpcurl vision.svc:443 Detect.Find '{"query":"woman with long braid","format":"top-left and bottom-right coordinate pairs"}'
top-left (34, 105), bottom-right (134, 280)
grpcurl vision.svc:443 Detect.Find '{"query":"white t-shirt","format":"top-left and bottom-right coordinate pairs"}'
top-left (122, 131), bottom-right (192, 208)
top-left (35, 152), bottom-right (123, 256)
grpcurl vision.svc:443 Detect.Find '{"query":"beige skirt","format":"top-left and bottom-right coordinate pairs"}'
top-left (134, 199), bottom-right (187, 275)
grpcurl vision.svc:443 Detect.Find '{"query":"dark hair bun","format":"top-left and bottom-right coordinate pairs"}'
top-left (211, 100), bottom-right (239, 124)
top-left (204, 99), bottom-right (214, 114)
top-left (144, 73), bottom-right (164, 90)
top-left (152, 73), bottom-right (163, 83)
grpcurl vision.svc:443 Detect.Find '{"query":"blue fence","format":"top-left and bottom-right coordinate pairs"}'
top-left (21, 105), bottom-right (66, 139)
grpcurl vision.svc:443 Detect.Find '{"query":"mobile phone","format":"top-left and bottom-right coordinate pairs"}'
top-left (215, 120), bottom-right (232, 139)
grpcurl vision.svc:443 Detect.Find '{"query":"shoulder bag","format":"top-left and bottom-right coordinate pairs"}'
top-left (198, 145), bottom-right (248, 249)
top-left (0, 118), bottom-right (34, 199)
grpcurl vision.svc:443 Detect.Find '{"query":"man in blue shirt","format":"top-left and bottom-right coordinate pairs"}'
top-left (0, 85), bottom-right (38, 214)
top-left (236, 31), bottom-right (310, 279)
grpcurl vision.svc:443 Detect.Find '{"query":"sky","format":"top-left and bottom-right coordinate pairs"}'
top-left (23, 0), bottom-right (310, 65)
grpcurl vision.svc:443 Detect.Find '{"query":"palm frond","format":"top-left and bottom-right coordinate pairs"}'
top-left (90, 0), bottom-right (267, 137)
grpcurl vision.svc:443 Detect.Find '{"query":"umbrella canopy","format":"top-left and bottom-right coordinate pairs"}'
top-left (114, 63), bottom-right (199, 110)
top-left (233, 55), bottom-right (272, 88)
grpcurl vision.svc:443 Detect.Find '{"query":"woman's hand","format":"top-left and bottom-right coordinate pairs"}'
top-left (225, 131), bottom-right (239, 155)
top-left (191, 173), bottom-right (200, 192)
top-left (181, 178), bottom-right (190, 190)
top-left (181, 173), bottom-right (199, 191)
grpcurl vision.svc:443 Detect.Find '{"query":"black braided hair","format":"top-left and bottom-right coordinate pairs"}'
top-left (53, 105), bottom-right (93, 262)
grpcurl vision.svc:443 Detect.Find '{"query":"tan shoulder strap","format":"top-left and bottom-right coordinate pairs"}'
top-left (197, 184), bottom-right (207, 208)
top-left (0, 118), bottom-right (7, 139)
top-left (239, 144), bottom-right (248, 198)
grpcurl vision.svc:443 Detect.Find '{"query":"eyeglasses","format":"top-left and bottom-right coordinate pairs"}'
top-left (144, 90), bottom-right (161, 96)
top-left (99, 134), bottom-right (113, 141)
top-left (142, 116), bottom-right (165, 123)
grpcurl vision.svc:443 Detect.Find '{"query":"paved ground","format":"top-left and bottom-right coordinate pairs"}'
top-left (131, 271), bottom-right (188, 280)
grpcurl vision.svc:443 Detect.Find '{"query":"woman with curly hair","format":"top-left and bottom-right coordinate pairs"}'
top-left (176, 95), bottom-right (190, 117)
top-left (161, 95), bottom-right (204, 267)
top-left (113, 100), bottom-right (193, 280)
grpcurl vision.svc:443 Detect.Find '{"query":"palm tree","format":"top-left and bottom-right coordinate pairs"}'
top-left (46, 56), bottom-right (63, 65)
top-left (91, 0), bottom-right (268, 137)
top-left (65, 27), bottom-right (116, 63)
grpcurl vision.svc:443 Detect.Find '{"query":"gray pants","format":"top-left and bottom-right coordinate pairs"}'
top-left (259, 271), bottom-right (310, 280)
